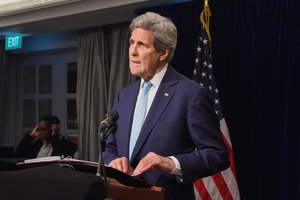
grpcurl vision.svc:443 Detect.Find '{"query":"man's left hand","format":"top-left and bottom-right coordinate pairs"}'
top-left (133, 152), bottom-right (175, 176)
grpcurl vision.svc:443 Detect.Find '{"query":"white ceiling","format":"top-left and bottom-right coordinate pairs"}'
top-left (0, 0), bottom-right (176, 37)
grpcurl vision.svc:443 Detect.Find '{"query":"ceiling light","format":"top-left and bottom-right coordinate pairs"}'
top-left (0, 0), bottom-right (80, 16)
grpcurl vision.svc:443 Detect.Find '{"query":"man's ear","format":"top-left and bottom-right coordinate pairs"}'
top-left (159, 48), bottom-right (170, 61)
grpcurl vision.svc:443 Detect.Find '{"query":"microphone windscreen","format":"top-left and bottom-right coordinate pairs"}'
top-left (108, 110), bottom-right (119, 122)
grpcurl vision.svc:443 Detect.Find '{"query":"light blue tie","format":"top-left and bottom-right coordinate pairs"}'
top-left (129, 81), bottom-right (152, 159)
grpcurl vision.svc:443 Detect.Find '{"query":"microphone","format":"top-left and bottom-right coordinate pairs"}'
top-left (97, 110), bottom-right (119, 197)
top-left (99, 110), bottom-right (119, 132)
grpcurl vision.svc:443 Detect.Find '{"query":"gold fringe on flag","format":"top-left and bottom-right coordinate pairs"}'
top-left (200, 0), bottom-right (212, 46)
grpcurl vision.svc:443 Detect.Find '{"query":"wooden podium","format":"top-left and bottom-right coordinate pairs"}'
top-left (16, 157), bottom-right (165, 200)
top-left (107, 178), bottom-right (164, 200)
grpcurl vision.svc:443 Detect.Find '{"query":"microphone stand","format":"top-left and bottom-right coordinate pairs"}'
top-left (96, 123), bottom-right (117, 198)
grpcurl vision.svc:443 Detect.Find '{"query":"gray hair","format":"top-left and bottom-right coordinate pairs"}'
top-left (129, 12), bottom-right (177, 62)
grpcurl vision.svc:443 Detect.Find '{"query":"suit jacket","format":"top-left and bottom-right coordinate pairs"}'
top-left (104, 67), bottom-right (229, 200)
top-left (16, 132), bottom-right (76, 159)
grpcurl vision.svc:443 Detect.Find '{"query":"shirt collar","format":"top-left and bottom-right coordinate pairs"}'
top-left (140, 64), bottom-right (168, 89)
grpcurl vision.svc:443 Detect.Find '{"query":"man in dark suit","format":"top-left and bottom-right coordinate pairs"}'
top-left (104, 12), bottom-right (229, 199)
top-left (16, 115), bottom-right (76, 158)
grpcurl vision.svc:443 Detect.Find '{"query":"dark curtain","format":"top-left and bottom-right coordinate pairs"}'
top-left (0, 40), bottom-right (7, 144)
top-left (77, 23), bottom-right (134, 161)
top-left (137, 0), bottom-right (300, 199)
top-left (77, 26), bottom-right (109, 161)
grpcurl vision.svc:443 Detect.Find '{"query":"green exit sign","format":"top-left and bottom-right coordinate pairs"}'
top-left (5, 33), bottom-right (23, 50)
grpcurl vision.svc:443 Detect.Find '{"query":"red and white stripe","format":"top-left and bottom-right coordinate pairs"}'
top-left (194, 119), bottom-right (240, 200)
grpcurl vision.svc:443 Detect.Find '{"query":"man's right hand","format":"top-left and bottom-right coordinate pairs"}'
top-left (108, 157), bottom-right (134, 174)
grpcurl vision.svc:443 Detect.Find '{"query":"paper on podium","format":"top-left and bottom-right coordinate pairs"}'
top-left (22, 156), bottom-right (98, 166)
top-left (17, 156), bottom-right (152, 189)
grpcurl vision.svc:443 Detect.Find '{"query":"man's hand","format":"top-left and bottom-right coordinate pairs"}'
top-left (108, 157), bottom-right (134, 174)
top-left (133, 152), bottom-right (176, 176)
top-left (29, 126), bottom-right (40, 137)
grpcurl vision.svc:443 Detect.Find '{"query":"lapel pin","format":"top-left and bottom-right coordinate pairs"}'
top-left (164, 92), bottom-right (169, 97)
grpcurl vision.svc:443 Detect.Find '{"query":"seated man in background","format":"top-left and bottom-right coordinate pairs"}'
top-left (16, 115), bottom-right (76, 158)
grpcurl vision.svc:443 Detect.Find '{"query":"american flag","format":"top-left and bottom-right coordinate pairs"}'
top-left (192, 4), bottom-right (241, 200)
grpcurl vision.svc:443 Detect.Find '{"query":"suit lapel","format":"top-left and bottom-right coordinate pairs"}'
top-left (119, 81), bottom-right (140, 157)
top-left (130, 67), bottom-right (178, 161)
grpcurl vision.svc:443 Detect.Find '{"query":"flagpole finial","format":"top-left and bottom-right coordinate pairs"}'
top-left (204, 0), bottom-right (209, 7)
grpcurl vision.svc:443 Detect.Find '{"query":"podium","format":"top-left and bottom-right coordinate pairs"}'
top-left (107, 178), bottom-right (164, 200)
top-left (13, 157), bottom-right (165, 200)
top-left (0, 164), bottom-right (104, 200)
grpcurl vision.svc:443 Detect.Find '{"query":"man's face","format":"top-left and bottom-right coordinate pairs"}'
top-left (36, 120), bottom-right (51, 141)
top-left (129, 28), bottom-right (166, 80)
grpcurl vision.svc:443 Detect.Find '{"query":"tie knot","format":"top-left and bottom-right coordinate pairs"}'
top-left (143, 81), bottom-right (152, 92)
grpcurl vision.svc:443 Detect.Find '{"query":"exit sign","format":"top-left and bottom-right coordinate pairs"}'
top-left (5, 33), bottom-right (23, 50)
